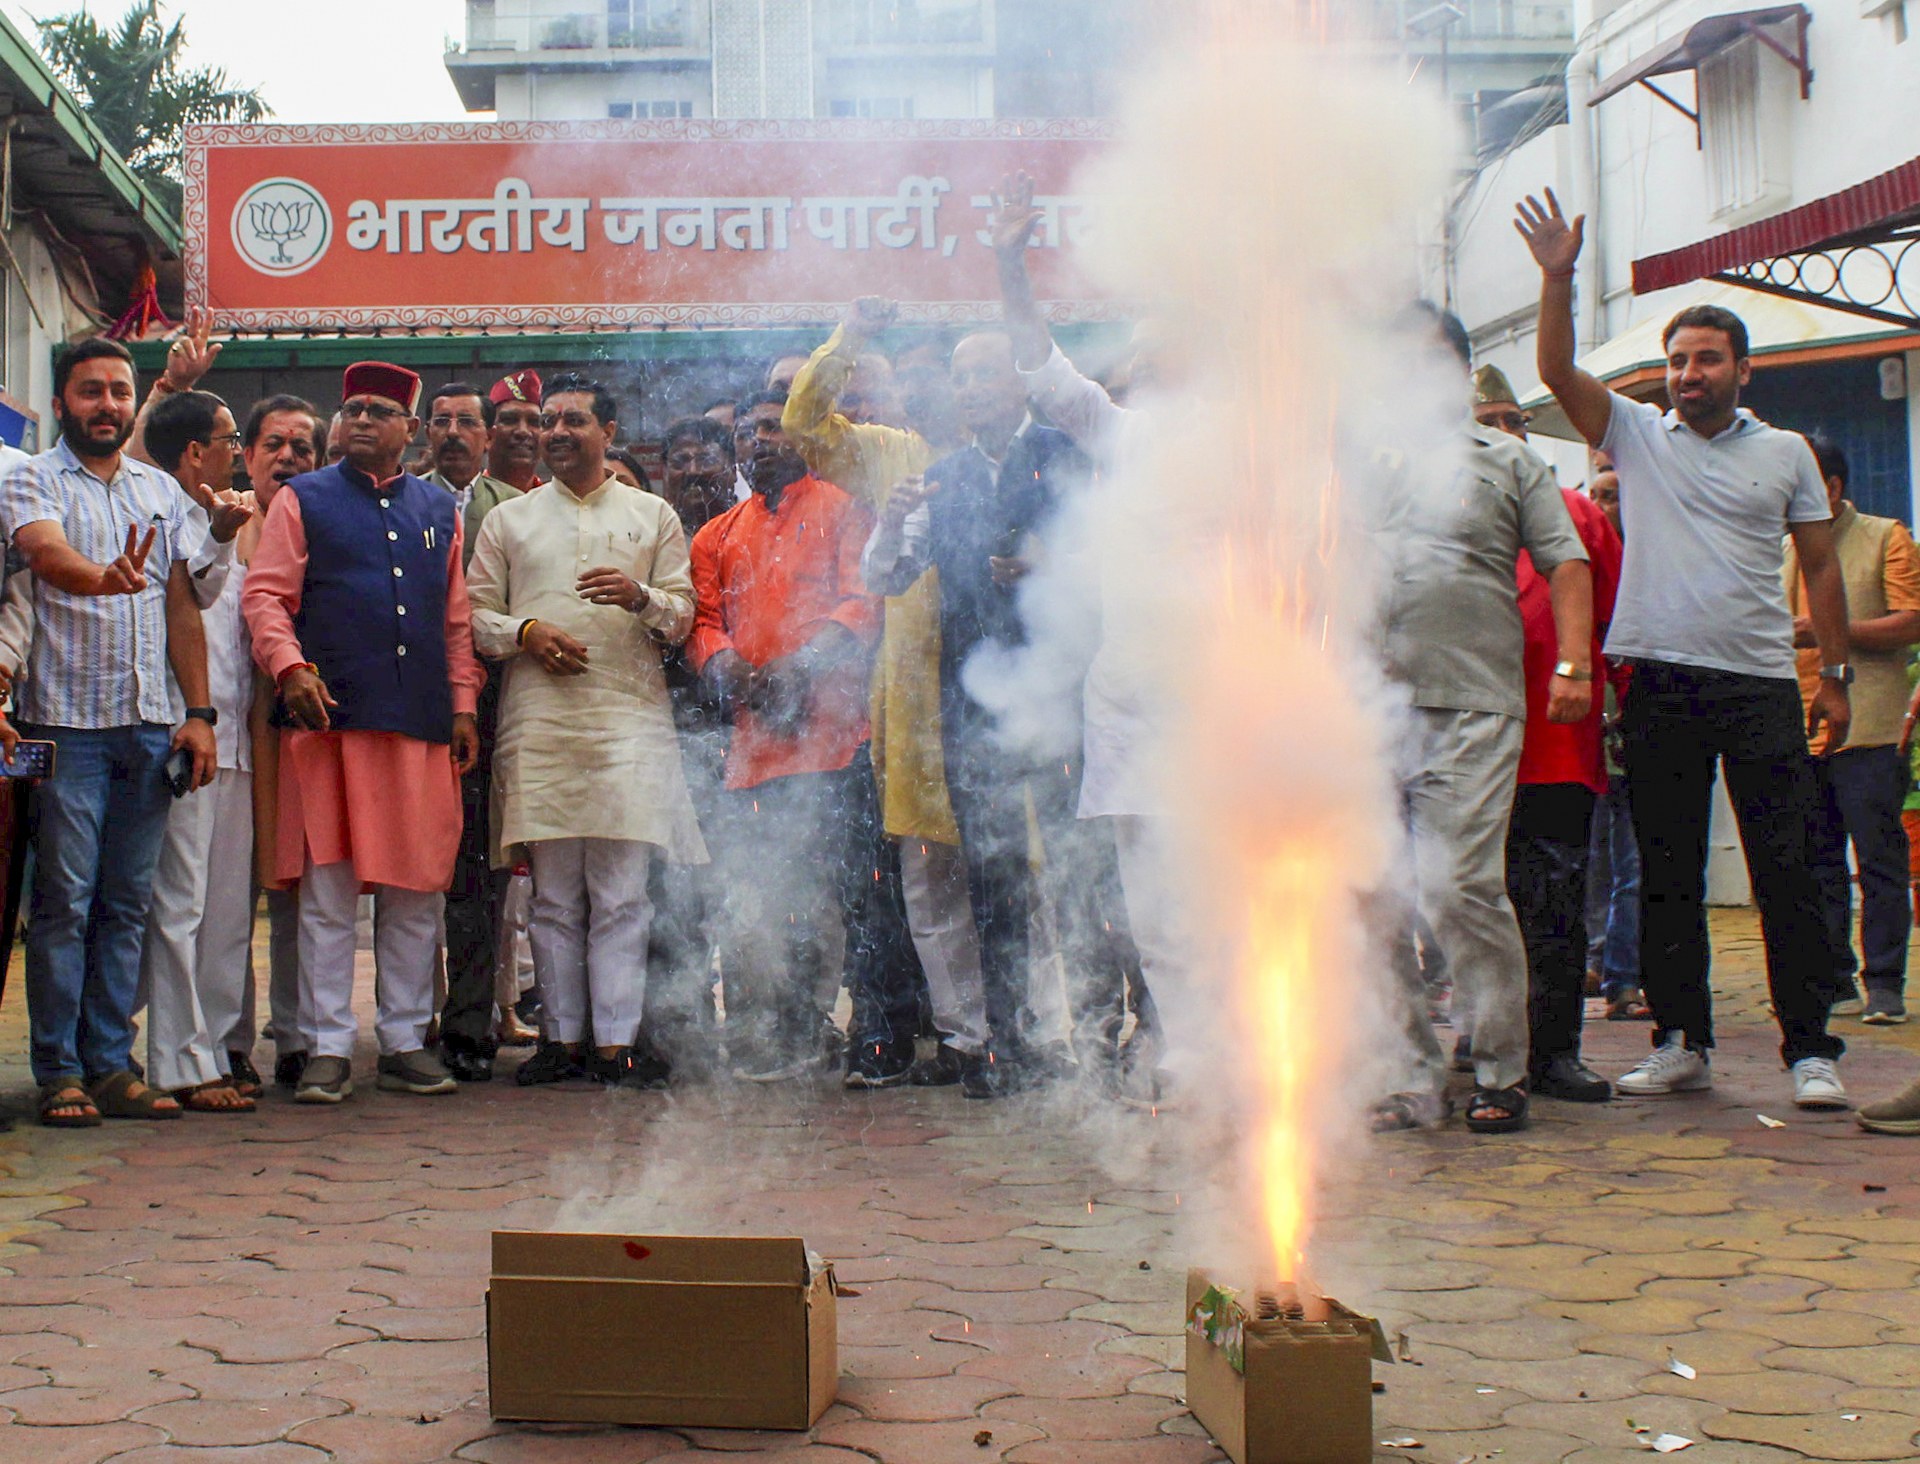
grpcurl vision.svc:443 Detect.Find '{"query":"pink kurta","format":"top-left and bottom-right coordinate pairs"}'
top-left (242, 485), bottom-right (483, 892)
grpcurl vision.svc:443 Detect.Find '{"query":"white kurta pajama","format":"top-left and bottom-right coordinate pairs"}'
top-left (467, 475), bottom-right (706, 1047)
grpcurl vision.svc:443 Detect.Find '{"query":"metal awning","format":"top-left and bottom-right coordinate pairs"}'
top-left (1632, 155), bottom-right (1920, 329)
top-left (1517, 280), bottom-right (1919, 442)
top-left (1589, 5), bottom-right (1811, 136)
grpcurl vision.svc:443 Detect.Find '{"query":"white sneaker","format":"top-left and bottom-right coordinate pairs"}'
top-left (1615, 1039), bottom-right (1712, 1095)
top-left (1792, 1057), bottom-right (1848, 1111)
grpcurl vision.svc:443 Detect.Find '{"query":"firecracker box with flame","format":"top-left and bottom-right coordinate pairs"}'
top-left (1185, 1269), bottom-right (1391, 1464)
top-left (487, 1232), bottom-right (837, 1428)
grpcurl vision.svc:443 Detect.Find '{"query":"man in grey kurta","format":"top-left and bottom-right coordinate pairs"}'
top-left (1371, 321), bottom-right (1593, 1132)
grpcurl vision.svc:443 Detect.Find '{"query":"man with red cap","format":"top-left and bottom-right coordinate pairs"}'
top-left (486, 371), bottom-right (544, 496)
top-left (241, 362), bottom-right (483, 1104)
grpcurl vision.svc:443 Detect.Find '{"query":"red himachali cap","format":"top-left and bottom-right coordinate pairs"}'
top-left (490, 369), bottom-right (542, 405)
top-left (342, 361), bottom-right (421, 414)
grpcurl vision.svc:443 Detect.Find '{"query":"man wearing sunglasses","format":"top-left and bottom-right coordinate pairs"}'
top-left (242, 362), bottom-right (483, 1106)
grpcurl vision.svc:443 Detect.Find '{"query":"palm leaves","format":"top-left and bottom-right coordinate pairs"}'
top-left (35, 0), bottom-right (270, 214)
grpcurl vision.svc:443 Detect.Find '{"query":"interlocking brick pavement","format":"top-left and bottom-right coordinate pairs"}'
top-left (0, 909), bottom-right (1916, 1462)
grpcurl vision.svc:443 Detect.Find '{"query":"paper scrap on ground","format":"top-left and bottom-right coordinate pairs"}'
top-left (1650, 1435), bottom-right (1694, 1453)
top-left (1381, 1440), bottom-right (1423, 1450)
top-left (1757, 1114), bottom-right (1786, 1129)
top-left (1666, 1353), bottom-right (1696, 1380)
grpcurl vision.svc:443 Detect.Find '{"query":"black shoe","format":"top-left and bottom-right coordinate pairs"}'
top-left (226, 1051), bottom-right (263, 1093)
top-left (274, 1051), bottom-right (309, 1089)
top-left (909, 1044), bottom-right (968, 1087)
top-left (443, 1047), bottom-right (494, 1083)
top-left (844, 1038), bottom-right (915, 1089)
top-left (586, 1043), bottom-right (671, 1091)
top-left (514, 1041), bottom-right (581, 1087)
top-left (1532, 1054), bottom-right (1612, 1103)
top-left (961, 1050), bottom-right (1010, 1100)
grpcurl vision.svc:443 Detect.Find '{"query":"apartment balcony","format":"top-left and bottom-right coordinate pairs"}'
top-left (818, 0), bottom-right (995, 58)
top-left (446, 2), bottom-right (709, 111)
top-left (1372, 0), bottom-right (1575, 44)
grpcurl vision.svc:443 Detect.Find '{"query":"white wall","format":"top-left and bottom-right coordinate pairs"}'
top-left (500, 67), bottom-right (712, 120)
top-left (822, 58), bottom-right (993, 118)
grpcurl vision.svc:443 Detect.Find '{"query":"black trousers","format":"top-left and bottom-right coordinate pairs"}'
top-left (438, 674), bottom-right (509, 1057)
top-left (1507, 783), bottom-right (1595, 1073)
top-left (943, 707), bottom-right (1133, 1057)
top-left (1621, 661), bottom-right (1841, 1066)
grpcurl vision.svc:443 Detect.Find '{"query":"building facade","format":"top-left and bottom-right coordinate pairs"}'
top-left (1441, 0), bottom-right (1920, 521)
top-left (446, 0), bottom-right (1128, 122)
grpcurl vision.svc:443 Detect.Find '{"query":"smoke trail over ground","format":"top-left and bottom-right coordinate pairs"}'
top-left (1002, 5), bottom-right (1460, 1292)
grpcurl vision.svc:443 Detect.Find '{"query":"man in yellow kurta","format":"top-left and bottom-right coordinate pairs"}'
top-left (784, 299), bottom-right (992, 1071)
top-left (466, 373), bottom-right (705, 1091)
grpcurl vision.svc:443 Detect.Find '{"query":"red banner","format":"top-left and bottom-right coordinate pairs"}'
top-left (184, 120), bottom-right (1115, 331)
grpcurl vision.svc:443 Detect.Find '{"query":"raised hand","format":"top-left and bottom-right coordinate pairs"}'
top-left (98, 525), bottom-right (155, 596)
top-left (206, 489), bottom-right (252, 544)
top-left (881, 474), bottom-right (933, 535)
top-left (843, 296), bottom-right (899, 346)
top-left (1514, 189), bottom-right (1584, 276)
top-left (991, 171), bottom-right (1045, 257)
top-left (163, 308), bottom-right (223, 392)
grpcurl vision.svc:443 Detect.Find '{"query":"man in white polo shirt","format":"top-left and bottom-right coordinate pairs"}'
top-left (1518, 190), bottom-right (1853, 1111)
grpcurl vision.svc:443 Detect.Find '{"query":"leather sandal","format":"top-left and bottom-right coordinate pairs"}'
top-left (38, 1081), bottom-right (101, 1128)
top-left (1465, 1085), bottom-right (1529, 1134)
top-left (87, 1069), bottom-right (182, 1120)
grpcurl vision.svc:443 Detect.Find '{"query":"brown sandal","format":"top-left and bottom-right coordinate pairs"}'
top-left (172, 1078), bottom-right (257, 1114)
top-left (38, 1082), bottom-right (101, 1128)
top-left (87, 1069), bottom-right (183, 1120)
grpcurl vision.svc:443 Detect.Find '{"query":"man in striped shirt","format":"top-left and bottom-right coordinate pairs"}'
top-left (3, 338), bottom-right (217, 1126)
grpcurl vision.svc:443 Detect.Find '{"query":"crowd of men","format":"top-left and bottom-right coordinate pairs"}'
top-left (2, 176), bottom-right (1918, 1137)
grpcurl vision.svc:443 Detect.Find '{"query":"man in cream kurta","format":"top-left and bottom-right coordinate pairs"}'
top-left (466, 374), bottom-right (705, 1090)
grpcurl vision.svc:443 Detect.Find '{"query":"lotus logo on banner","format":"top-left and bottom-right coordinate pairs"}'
top-left (231, 177), bottom-right (332, 276)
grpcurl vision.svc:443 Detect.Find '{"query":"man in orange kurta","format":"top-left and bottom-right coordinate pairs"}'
top-left (241, 362), bottom-right (482, 1104)
top-left (687, 413), bottom-right (881, 1081)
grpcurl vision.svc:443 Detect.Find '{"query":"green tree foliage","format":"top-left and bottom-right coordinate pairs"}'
top-left (35, 0), bottom-right (270, 213)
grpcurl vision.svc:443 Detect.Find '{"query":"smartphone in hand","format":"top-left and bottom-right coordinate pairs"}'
top-left (0, 740), bottom-right (53, 780)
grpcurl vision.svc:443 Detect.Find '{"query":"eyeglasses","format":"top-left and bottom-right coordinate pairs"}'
top-left (340, 401), bottom-right (404, 422)
top-left (205, 431), bottom-right (242, 449)
top-left (1483, 411), bottom-right (1531, 433)
top-left (429, 414), bottom-right (486, 431)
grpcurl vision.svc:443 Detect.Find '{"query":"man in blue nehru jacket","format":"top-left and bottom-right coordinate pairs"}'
top-left (242, 361), bottom-right (483, 1105)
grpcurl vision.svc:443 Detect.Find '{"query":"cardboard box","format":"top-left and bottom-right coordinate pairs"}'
top-left (488, 1231), bottom-right (838, 1428)
top-left (1184, 1269), bottom-right (1384, 1464)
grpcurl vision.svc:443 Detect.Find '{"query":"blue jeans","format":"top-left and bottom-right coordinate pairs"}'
top-left (1584, 782), bottom-right (1641, 996)
top-left (1810, 744), bottom-right (1911, 995)
top-left (21, 723), bottom-right (174, 1086)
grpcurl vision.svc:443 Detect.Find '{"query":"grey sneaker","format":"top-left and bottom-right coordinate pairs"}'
top-left (1857, 1077), bottom-right (1920, 1134)
top-left (294, 1055), bottom-right (353, 1104)
top-left (376, 1048), bottom-right (457, 1095)
top-left (1862, 984), bottom-right (1908, 1025)
top-left (1828, 978), bottom-right (1865, 1017)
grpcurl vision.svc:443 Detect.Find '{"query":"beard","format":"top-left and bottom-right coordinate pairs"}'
top-left (57, 403), bottom-right (133, 457)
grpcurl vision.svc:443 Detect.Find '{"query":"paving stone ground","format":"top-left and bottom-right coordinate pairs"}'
top-left (0, 908), bottom-right (1917, 1464)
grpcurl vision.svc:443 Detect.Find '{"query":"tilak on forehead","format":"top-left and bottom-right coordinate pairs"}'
top-left (342, 360), bottom-right (422, 414)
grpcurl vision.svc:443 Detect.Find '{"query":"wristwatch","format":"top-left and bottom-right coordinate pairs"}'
top-left (184, 706), bottom-right (218, 725)
top-left (1820, 664), bottom-right (1855, 684)
top-left (1552, 661), bottom-right (1593, 681)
